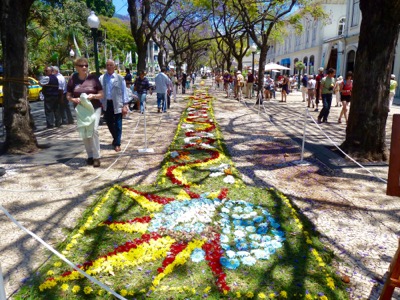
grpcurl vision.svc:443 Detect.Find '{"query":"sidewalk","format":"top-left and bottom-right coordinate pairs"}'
top-left (0, 84), bottom-right (399, 299)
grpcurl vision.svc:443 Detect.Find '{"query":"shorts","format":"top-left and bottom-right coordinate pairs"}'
top-left (341, 95), bottom-right (351, 102)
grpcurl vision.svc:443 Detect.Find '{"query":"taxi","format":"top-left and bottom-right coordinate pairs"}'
top-left (0, 76), bottom-right (42, 105)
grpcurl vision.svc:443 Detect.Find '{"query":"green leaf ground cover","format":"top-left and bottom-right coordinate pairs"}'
top-left (15, 92), bottom-right (349, 300)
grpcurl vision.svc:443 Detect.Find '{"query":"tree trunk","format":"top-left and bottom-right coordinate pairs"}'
top-left (255, 44), bottom-right (269, 103)
top-left (1, 0), bottom-right (38, 154)
top-left (342, 0), bottom-right (400, 162)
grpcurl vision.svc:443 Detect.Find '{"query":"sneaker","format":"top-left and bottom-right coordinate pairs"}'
top-left (314, 108), bottom-right (319, 112)
top-left (87, 157), bottom-right (94, 165)
top-left (317, 117), bottom-right (322, 124)
top-left (114, 146), bottom-right (121, 152)
top-left (93, 159), bottom-right (101, 168)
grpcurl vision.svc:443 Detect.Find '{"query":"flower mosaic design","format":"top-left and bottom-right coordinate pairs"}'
top-left (33, 93), bottom-right (345, 299)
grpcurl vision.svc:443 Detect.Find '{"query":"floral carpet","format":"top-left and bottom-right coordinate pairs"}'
top-left (15, 92), bottom-right (348, 299)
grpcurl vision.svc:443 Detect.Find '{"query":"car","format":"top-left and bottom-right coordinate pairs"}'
top-left (0, 76), bottom-right (42, 105)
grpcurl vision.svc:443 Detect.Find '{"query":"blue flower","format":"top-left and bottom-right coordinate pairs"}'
top-left (191, 248), bottom-right (205, 262)
top-left (220, 257), bottom-right (240, 270)
top-left (233, 206), bottom-right (243, 213)
top-left (221, 244), bottom-right (230, 251)
top-left (253, 216), bottom-right (264, 223)
top-left (246, 226), bottom-right (256, 233)
top-left (249, 234), bottom-right (262, 241)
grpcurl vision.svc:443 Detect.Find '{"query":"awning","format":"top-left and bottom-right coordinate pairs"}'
top-left (281, 58), bottom-right (290, 65)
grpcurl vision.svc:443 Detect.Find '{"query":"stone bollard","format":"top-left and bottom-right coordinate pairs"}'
top-left (387, 114), bottom-right (400, 196)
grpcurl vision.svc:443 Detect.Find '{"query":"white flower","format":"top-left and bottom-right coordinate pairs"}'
top-left (223, 175), bottom-right (235, 184)
top-left (209, 172), bottom-right (224, 177)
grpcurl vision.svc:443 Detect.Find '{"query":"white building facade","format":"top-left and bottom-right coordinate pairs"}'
top-left (265, 0), bottom-right (400, 94)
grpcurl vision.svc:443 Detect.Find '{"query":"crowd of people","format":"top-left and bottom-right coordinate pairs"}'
top-left (214, 66), bottom-right (398, 127)
top-left (38, 58), bottom-right (198, 168)
top-left (38, 59), bottom-right (398, 168)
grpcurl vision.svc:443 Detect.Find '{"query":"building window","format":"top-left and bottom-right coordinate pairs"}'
top-left (338, 17), bottom-right (346, 35)
top-left (351, 0), bottom-right (360, 27)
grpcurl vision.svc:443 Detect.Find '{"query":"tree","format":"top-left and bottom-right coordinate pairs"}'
top-left (214, 0), bottom-right (325, 103)
top-left (86, 0), bottom-right (115, 18)
top-left (1, 0), bottom-right (38, 154)
top-left (127, 0), bottom-right (174, 72)
top-left (342, 0), bottom-right (400, 161)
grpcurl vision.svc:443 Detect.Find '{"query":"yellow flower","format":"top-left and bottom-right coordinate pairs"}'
top-left (204, 286), bottom-right (211, 293)
top-left (236, 291), bottom-right (241, 298)
top-left (120, 289), bottom-right (128, 296)
top-left (258, 292), bottom-right (267, 299)
top-left (269, 293), bottom-right (275, 298)
top-left (71, 285), bottom-right (80, 293)
top-left (246, 291), bottom-right (254, 298)
top-left (83, 286), bottom-right (93, 294)
top-left (98, 289), bottom-right (105, 296)
top-left (53, 262), bottom-right (62, 268)
top-left (320, 296), bottom-right (328, 300)
top-left (280, 291), bottom-right (288, 298)
top-left (60, 284), bottom-right (69, 291)
top-left (306, 294), bottom-right (313, 300)
top-left (46, 270), bottom-right (54, 276)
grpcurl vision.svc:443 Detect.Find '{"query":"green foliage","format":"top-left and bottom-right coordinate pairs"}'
top-left (295, 61), bottom-right (306, 70)
top-left (86, 0), bottom-right (115, 18)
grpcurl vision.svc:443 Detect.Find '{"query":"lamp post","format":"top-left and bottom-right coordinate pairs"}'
top-left (251, 44), bottom-right (257, 74)
top-left (87, 11), bottom-right (100, 77)
top-left (69, 49), bottom-right (75, 73)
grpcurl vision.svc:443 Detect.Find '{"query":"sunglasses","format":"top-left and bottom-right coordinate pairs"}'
top-left (77, 64), bottom-right (88, 68)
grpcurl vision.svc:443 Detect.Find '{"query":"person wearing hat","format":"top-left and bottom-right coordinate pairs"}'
top-left (236, 70), bottom-right (244, 101)
top-left (389, 74), bottom-right (398, 110)
top-left (315, 67), bottom-right (325, 111)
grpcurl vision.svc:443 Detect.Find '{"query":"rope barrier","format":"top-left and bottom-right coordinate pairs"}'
top-left (0, 205), bottom-right (127, 300)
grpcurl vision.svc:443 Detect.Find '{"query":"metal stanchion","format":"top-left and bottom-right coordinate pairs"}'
top-left (138, 101), bottom-right (154, 153)
top-left (294, 107), bottom-right (310, 166)
top-left (0, 262), bottom-right (6, 300)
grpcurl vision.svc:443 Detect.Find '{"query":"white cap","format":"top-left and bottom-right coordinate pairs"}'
top-left (391, 74), bottom-right (396, 78)
top-left (318, 67), bottom-right (324, 71)
top-left (237, 70), bottom-right (241, 74)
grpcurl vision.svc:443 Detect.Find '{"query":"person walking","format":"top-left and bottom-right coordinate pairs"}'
top-left (317, 68), bottom-right (336, 124)
top-left (246, 70), bottom-right (254, 98)
top-left (307, 75), bottom-right (316, 108)
top-left (182, 72), bottom-right (187, 94)
top-left (236, 71), bottom-right (245, 101)
top-left (66, 57), bottom-right (104, 167)
top-left (334, 76), bottom-right (343, 107)
top-left (338, 71), bottom-right (353, 124)
top-left (389, 74), bottom-right (398, 110)
top-left (133, 70), bottom-right (151, 114)
top-left (280, 75), bottom-right (289, 102)
top-left (40, 66), bottom-right (62, 128)
top-left (53, 66), bottom-right (74, 125)
top-left (315, 67), bottom-right (325, 112)
top-left (155, 67), bottom-right (171, 113)
top-left (99, 59), bottom-right (129, 152)
top-left (301, 73), bottom-right (308, 102)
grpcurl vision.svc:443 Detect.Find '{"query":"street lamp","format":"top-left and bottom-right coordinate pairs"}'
top-left (87, 11), bottom-right (100, 77)
top-left (69, 49), bottom-right (75, 73)
top-left (251, 44), bottom-right (257, 74)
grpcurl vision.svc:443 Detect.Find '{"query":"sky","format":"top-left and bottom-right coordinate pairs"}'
top-left (112, 0), bottom-right (128, 15)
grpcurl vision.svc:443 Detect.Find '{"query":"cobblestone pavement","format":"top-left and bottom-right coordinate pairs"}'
top-left (0, 83), bottom-right (399, 299)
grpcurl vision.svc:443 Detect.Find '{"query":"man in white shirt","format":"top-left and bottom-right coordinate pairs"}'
top-left (53, 66), bottom-right (73, 125)
top-left (155, 67), bottom-right (171, 113)
top-left (99, 59), bottom-right (129, 152)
